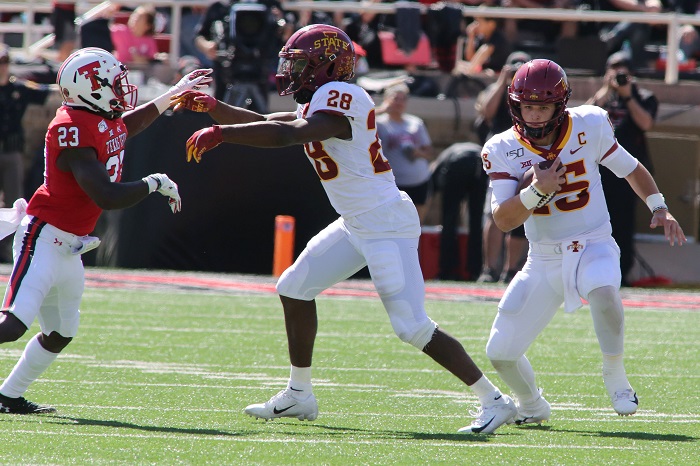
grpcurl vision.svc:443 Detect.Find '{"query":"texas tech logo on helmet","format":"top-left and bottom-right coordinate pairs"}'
top-left (77, 61), bottom-right (103, 92)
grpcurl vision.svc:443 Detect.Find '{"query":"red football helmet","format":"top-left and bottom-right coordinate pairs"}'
top-left (276, 24), bottom-right (356, 103)
top-left (507, 59), bottom-right (571, 140)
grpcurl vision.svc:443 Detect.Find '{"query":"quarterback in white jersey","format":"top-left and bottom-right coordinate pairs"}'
top-left (176, 24), bottom-right (516, 434)
top-left (481, 59), bottom-right (686, 423)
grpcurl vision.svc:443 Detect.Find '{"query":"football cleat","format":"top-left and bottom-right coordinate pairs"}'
top-left (245, 388), bottom-right (318, 421)
top-left (457, 394), bottom-right (517, 434)
top-left (0, 393), bottom-right (56, 414)
top-left (511, 391), bottom-right (551, 425)
top-left (612, 389), bottom-right (638, 416)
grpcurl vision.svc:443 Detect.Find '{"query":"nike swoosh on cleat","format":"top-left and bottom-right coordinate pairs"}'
top-left (632, 393), bottom-right (638, 405)
top-left (570, 146), bottom-right (583, 154)
top-left (289, 386), bottom-right (303, 392)
top-left (494, 394), bottom-right (502, 401)
top-left (471, 416), bottom-right (495, 433)
top-left (273, 405), bottom-right (296, 414)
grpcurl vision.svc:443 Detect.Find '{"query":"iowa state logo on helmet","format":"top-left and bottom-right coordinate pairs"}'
top-left (314, 32), bottom-right (354, 78)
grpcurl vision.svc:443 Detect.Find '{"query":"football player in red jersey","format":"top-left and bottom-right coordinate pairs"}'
top-left (172, 24), bottom-right (517, 434)
top-left (481, 59), bottom-right (685, 424)
top-left (0, 48), bottom-right (211, 414)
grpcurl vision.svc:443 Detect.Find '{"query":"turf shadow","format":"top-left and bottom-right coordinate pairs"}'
top-left (43, 415), bottom-right (247, 437)
top-left (561, 428), bottom-right (697, 442)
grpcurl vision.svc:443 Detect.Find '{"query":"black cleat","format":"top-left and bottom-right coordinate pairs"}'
top-left (0, 393), bottom-right (56, 414)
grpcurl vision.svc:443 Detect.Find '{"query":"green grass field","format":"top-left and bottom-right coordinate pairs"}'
top-left (0, 275), bottom-right (698, 465)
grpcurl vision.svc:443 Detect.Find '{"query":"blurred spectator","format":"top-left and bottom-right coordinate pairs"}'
top-left (586, 51), bottom-right (658, 285)
top-left (51, 2), bottom-right (77, 61)
top-left (0, 45), bottom-right (52, 208)
top-left (598, 0), bottom-right (663, 71)
top-left (345, 0), bottom-right (386, 69)
top-left (432, 142), bottom-right (488, 281)
top-left (179, 6), bottom-right (213, 67)
top-left (110, 5), bottom-right (160, 66)
top-left (376, 83), bottom-right (434, 223)
top-left (0, 45), bottom-right (53, 261)
top-left (502, 0), bottom-right (579, 45)
top-left (425, 1), bottom-right (466, 73)
top-left (453, 15), bottom-right (510, 77)
top-left (474, 51), bottom-right (531, 283)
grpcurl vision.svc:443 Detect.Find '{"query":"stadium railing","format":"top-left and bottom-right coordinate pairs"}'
top-left (2, 1), bottom-right (700, 84)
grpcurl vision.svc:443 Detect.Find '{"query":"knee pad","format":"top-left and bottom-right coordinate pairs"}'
top-left (385, 299), bottom-right (437, 349)
top-left (276, 259), bottom-right (310, 299)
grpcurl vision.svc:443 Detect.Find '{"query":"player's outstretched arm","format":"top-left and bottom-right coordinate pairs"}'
top-left (123, 69), bottom-right (213, 138)
top-left (186, 112), bottom-right (350, 163)
top-left (625, 163), bottom-right (686, 246)
top-left (170, 90), bottom-right (297, 125)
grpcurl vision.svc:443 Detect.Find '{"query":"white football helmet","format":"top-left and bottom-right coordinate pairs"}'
top-left (57, 47), bottom-right (137, 118)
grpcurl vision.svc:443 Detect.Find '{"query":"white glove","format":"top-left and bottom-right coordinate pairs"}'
top-left (143, 173), bottom-right (182, 213)
top-left (171, 68), bottom-right (213, 94)
top-left (153, 68), bottom-right (213, 113)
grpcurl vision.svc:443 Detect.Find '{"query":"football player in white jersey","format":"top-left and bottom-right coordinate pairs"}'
top-left (174, 24), bottom-right (516, 433)
top-left (481, 59), bottom-right (686, 424)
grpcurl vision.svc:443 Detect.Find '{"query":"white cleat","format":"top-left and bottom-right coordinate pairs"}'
top-left (245, 388), bottom-right (318, 421)
top-left (612, 389), bottom-right (638, 416)
top-left (511, 391), bottom-right (551, 425)
top-left (457, 394), bottom-right (517, 434)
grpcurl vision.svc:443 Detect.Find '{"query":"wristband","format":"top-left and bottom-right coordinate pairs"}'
top-left (520, 185), bottom-right (546, 210)
top-left (142, 176), bottom-right (160, 193)
top-left (646, 193), bottom-right (667, 213)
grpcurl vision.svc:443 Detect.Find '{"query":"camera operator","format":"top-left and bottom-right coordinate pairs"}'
top-left (587, 51), bottom-right (658, 286)
top-left (194, 0), bottom-right (282, 112)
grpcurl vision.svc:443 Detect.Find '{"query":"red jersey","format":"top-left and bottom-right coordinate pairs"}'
top-left (26, 106), bottom-right (127, 236)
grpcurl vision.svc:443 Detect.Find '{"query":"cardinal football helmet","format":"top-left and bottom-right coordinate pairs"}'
top-left (507, 59), bottom-right (571, 140)
top-left (57, 47), bottom-right (137, 119)
top-left (276, 24), bottom-right (356, 104)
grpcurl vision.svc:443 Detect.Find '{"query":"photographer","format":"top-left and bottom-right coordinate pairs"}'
top-left (587, 51), bottom-right (658, 286)
top-left (194, 0), bottom-right (282, 111)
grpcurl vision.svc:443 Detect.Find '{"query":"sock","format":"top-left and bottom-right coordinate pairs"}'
top-left (491, 356), bottom-right (540, 405)
top-left (469, 374), bottom-right (502, 406)
top-left (602, 353), bottom-right (632, 397)
top-left (288, 365), bottom-right (312, 399)
top-left (0, 334), bottom-right (58, 398)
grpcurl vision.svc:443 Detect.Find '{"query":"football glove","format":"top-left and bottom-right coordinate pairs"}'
top-left (172, 68), bottom-right (213, 93)
top-left (186, 125), bottom-right (223, 163)
top-left (143, 173), bottom-right (182, 213)
top-left (153, 69), bottom-right (213, 114)
top-left (170, 90), bottom-right (217, 113)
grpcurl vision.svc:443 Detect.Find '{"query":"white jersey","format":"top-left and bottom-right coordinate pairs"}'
top-left (298, 81), bottom-right (400, 218)
top-left (483, 105), bottom-right (639, 243)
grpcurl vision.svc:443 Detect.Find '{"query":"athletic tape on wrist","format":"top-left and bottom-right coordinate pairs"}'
top-left (646, 193), bottom-right (667, 213)
top-left (152, 90), bottom-right (176, 114)
top-left (520, 185), bottom-right (545, 210)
